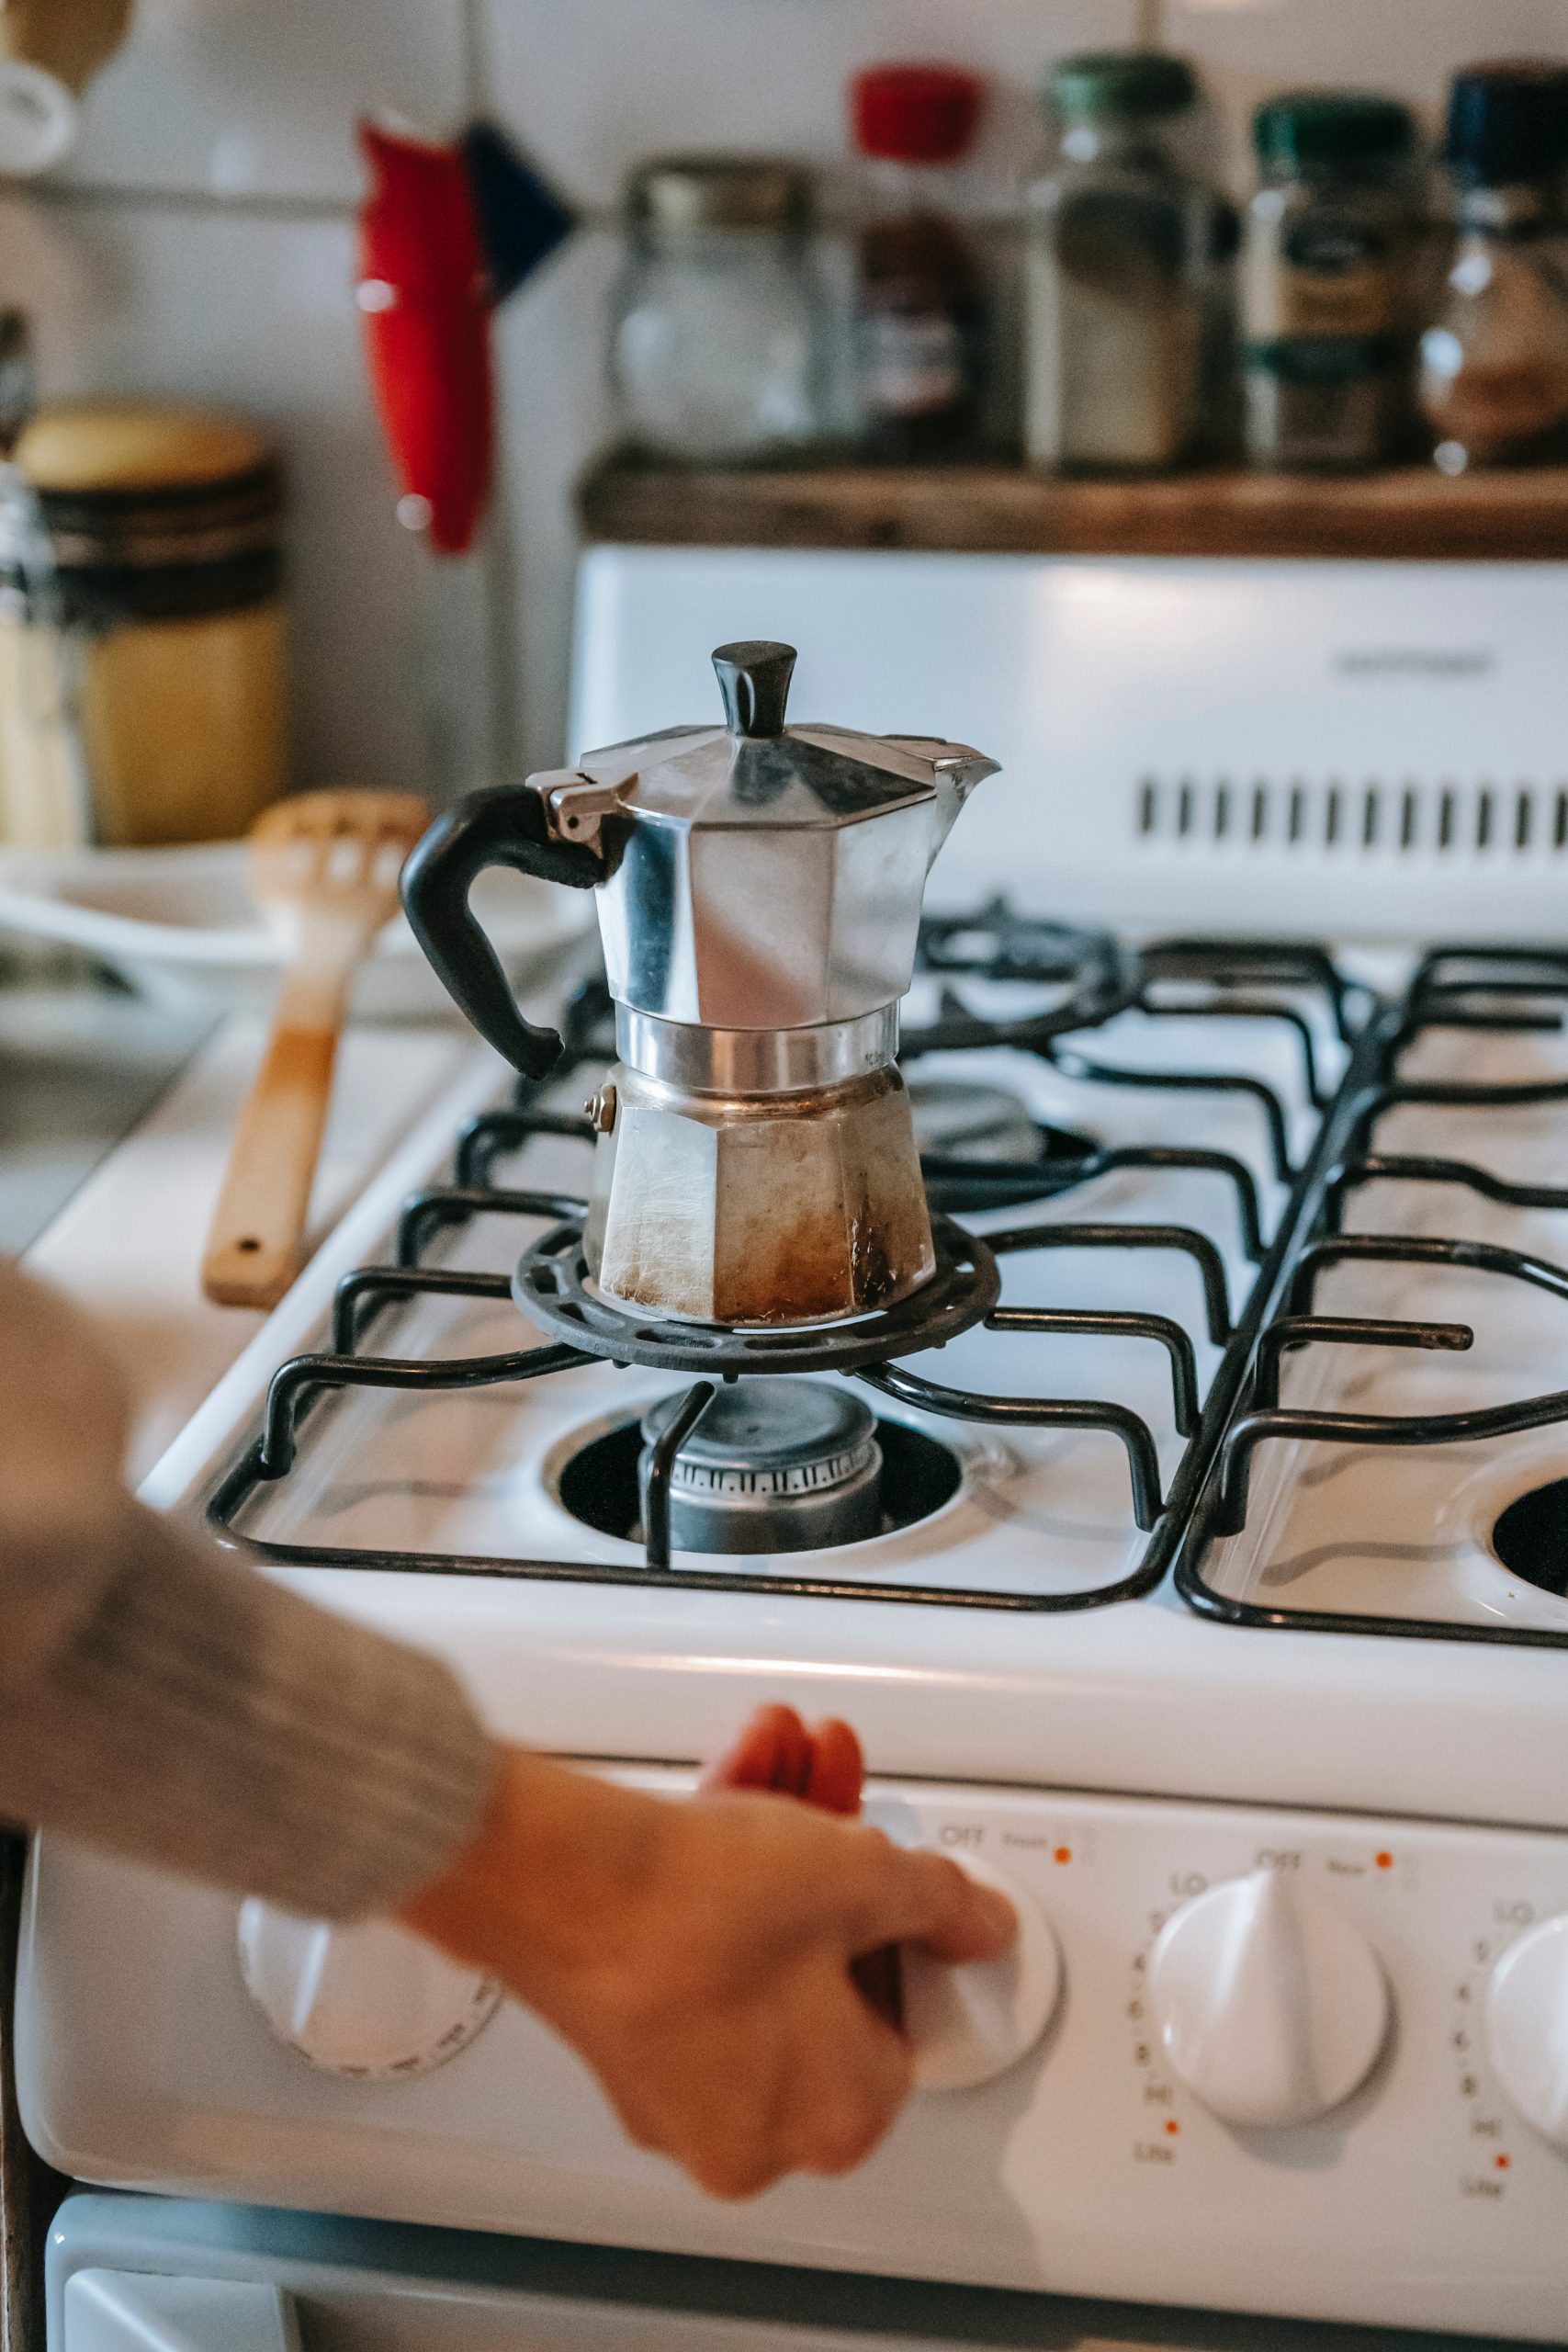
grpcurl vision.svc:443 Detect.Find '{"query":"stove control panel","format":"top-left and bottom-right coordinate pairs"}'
top-left (236, 1902), bottom-right (501, 2081)
top-left (1147, 1871), bottom-right (1390, 2128)
top-left (22, 1779), bottom-right (1568, 2342)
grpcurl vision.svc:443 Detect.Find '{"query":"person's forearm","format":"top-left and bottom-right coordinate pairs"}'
top-left (0, 1498), bottom-right (499, 1919)
top-left (0, 1255), bottom-right (498, 1917)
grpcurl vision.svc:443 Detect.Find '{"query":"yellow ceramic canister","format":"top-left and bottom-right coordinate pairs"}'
top-left (2, 401), bottom-right (289, 848)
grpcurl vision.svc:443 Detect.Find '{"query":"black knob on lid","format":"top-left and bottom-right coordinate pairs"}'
top-left (713, 640), bottom-right (796, 738)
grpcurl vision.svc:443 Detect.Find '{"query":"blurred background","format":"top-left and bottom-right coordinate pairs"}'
top-left (2, 0), bottom-right (1565, 828)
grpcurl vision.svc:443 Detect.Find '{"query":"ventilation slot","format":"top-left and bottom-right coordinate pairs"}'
top-left (1132, 777), bottom-right (1568, 861)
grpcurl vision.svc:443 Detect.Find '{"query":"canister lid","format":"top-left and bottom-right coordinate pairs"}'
top-left (626, 154), bottom-right (815, 234)
top-left (1253, 90), bottom-right (1417, 171)
top-left (1049, 51), bottom-right (1199, 123)
top-left (6, 401), bottom-right (283, 622)
top-left (1445, 59), bottom-right (1568, 187)
top-left (17, 399), bottom-right (276, 496)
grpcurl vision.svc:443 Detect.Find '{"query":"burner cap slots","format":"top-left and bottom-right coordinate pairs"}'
top-left (638, 1380), bottom-right (883, 1555)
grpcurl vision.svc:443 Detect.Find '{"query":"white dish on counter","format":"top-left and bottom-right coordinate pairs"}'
top-left (0, 838), bottom-right (593, 1019)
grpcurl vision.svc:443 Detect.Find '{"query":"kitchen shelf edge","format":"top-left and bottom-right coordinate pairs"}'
top-left (579, 458), bottom-right (1568, 562)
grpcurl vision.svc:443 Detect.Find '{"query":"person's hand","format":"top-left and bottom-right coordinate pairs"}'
top-left (400, 1738), bottom-right (1015, 2199)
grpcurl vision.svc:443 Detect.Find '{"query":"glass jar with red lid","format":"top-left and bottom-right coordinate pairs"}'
top-left (850, 63), bottom-right (990, 460)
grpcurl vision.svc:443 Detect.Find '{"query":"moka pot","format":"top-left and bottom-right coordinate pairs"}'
top-left (400, 639), bottom-right (998, 1328)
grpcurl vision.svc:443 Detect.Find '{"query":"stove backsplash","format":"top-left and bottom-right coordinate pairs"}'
top-left (0, 0), bottom-right (1562, 807)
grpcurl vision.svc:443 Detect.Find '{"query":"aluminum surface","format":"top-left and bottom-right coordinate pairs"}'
top-left (614, 1004), bottom-right (898, 1093)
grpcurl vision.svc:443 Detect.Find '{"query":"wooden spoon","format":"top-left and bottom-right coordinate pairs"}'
top-left (201, 787), bottom-right (430, 1309)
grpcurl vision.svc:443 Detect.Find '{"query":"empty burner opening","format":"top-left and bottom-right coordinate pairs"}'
top-left (558, 1415), bottom-right (963, 1555)
top-left (1492, 1479), bottom-right (1568, 1599)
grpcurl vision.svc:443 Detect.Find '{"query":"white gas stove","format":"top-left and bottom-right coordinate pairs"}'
top-left (20, 548), bottom-right (1568, 2350)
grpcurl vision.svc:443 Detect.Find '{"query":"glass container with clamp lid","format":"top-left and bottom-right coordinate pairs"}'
top-left (608, 155), bottom-right (833, 464)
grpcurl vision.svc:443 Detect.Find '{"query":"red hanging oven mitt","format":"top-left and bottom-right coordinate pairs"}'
top-left (356, 119), bottom-right (494, 557)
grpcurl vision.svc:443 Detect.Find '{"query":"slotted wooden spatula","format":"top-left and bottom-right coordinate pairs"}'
top-left (201, 787), bottom-right (430, 1309)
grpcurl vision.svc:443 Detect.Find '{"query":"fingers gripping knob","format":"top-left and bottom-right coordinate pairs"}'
top-left (903, 1858), bottom-right (1062, 2094)
top-left (1149, 1871), bottom-right (1390, 2130)
top-left (238, 1903), bottom-right (501, 2081)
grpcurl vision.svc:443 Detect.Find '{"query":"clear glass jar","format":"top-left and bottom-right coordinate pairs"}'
top-left (1024, 51), bottom-right (1235, 476)
top-left (1244, 93), bottom-right (1426, 472)
top-left (1419, 63), bottom-right (1568, 472)
top-left (608, 157), bottom-right (832, 466)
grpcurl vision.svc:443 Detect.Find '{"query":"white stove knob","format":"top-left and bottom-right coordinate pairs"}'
top-left (904, 1858), bottom-right (1062, 2094)
top-left (238, 1902), bottom-right (501, 2081)
top-left (1485, 1915), bottom-right (1568, 2150)
top-left (1149, 1871), bottom-right (1389, 2129)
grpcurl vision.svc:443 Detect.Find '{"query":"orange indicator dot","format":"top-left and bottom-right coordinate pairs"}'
top-left (1165, 2119), bottom-right (1180, 2136)
top-left (1495, 2154), bottom-right (1511, 2171)
top-left (1375, 1851), bottom-right (1394, 1871)
top-left (1054, 1846), bottom-right (1072, 1865)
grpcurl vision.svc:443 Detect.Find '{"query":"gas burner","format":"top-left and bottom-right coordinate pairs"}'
top-left (918, 900), bottom-right (1126, 989)
top-left (556, 1380), bottom-right (964, 1559)
top-left (514, 1213), bottom-right (1000, 1377)
top-left (1492, 1478), bottom-right (1568, 1600)
top-left (904, 901), bottom-right (1139, 1056)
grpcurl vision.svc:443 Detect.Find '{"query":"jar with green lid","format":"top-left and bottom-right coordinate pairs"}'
top-left (1244, 92), bottom-right (1427, 471)
top-left (1024, 51), bottom-right (1236, 475)
top-left (608, 155), bottom-right (833, 464)
top-left (0, 399), bottom-right (288, 849)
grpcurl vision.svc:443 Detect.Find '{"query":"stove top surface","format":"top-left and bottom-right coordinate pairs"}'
top-left (114, 917), bottom-right (1567, 1831)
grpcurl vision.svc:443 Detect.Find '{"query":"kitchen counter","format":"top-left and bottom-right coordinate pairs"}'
top-left (3, 976), bottom-right (492, 1479)
top-left (0, 977), bottom-right (210, 1260)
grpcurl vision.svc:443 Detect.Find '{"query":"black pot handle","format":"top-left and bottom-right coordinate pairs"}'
top-left (400, 783), bottom-right (604, 1078)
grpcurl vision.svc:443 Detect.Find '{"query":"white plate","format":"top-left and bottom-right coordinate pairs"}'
top-left (0, 840), bottom-right (594, 1019)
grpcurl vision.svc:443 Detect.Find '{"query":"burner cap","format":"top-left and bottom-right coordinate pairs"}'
top-left (640, 1379), bottom-right (882, 1555)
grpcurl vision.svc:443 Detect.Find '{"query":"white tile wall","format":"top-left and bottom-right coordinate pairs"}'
top-left (63, 0), bottom-right (470, 201)
top-left (479, 0), bottom-right (1139, 204)
top-left (1168, 0), bottom-right (1568, 185)
top-left (9, 0), bottom-right (1566, 796)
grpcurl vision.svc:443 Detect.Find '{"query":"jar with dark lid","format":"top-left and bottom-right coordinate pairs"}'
top-left (1419, 62), bottom-right (1568, 471)
top-left (1025, 51), bottom-right (1236, 474)
top-left (608, 154), bottom-right (832, 463)
top-left (0, 400), bottom-right (288, 848)
top-left (850, 63), bottom-right (988, 460)
top-left (1243, 91), bottom-right (1427, 471)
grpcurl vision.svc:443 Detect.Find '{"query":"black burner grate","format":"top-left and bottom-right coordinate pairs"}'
top-left (207, 914), bottom-right (1351, 1614)
top-left (1179, 944), bottom-right (1568, 1649)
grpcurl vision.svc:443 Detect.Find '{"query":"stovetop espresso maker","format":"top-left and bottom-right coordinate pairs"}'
top-left (402, 639), bottom-right (997, 1326)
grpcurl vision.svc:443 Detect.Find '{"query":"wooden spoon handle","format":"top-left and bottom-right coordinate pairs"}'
top-left (201, 947), bottom-right (359, 1309)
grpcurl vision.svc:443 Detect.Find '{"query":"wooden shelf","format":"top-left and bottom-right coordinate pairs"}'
top-left (580, 455), bottom-right (1568, 562)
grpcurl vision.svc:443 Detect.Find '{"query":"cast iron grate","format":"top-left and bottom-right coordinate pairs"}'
top-left (1178, 943), bottom-right (1568, 1648)
top-left (207, 913), bottom-right (1348, 1614)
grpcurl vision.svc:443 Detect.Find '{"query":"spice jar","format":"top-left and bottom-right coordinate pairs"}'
top-left (0, 401), bottom-right (288, 849)
top-left (1243, 93), bottom-right (1425, 472)
top-left (850, 64), bottom-right (988, 461)
top-left (608, 157), bottom-right (832, 465)
top-left (1419, 62), bottom-right (1568, 472)
top-left (1024, 51), bottom-right (1234, 476)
